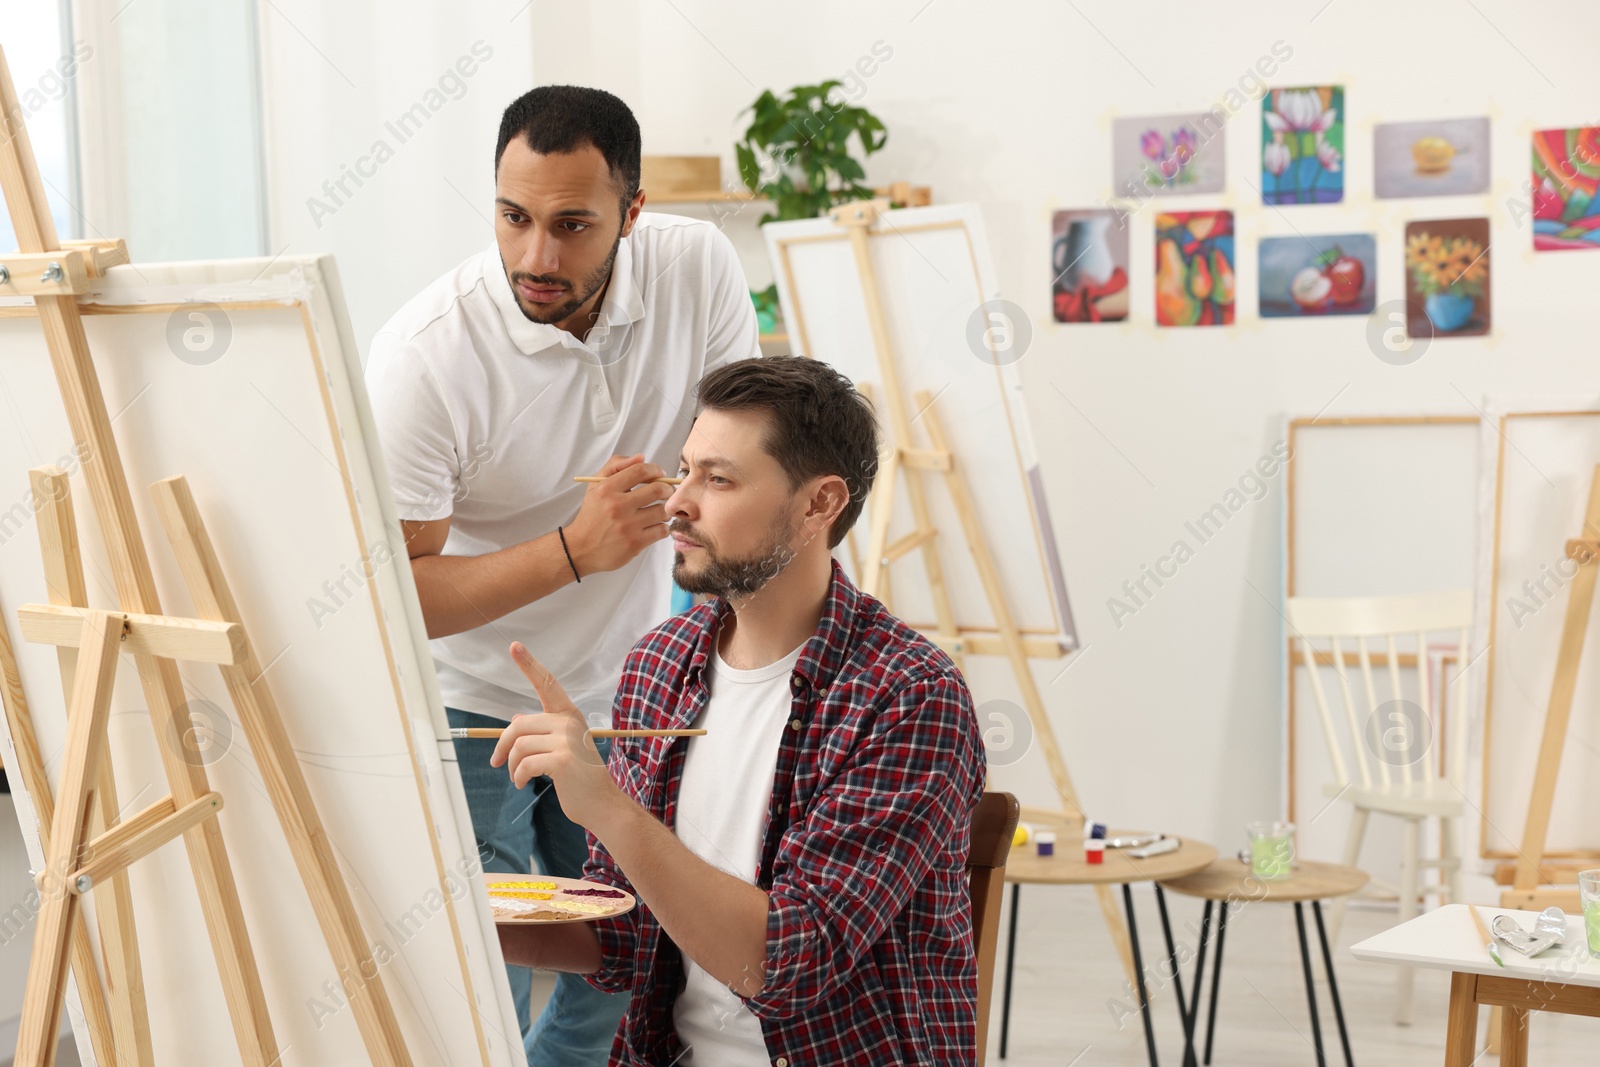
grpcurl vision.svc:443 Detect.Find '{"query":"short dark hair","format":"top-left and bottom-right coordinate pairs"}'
top-left (495, 85), bottom-right (641, 208)
top-left (695, 356), bottom-right (880, 549)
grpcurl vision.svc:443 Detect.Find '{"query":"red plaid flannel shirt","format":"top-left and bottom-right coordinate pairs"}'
top-left (581, 558), bottom-right (987, 1065)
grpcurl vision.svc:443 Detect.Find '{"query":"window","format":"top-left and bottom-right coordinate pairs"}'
top-left (0, 1), bottom-right (81, 250)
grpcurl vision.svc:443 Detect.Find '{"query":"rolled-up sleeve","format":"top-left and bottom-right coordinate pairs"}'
top-left (744, 672), bottom-right (982, 1020)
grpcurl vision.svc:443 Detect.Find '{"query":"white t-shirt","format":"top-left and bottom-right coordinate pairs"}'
top-left (365, 214), bottom-right (761, 720)
top-left (671, 638), bottom-right (808, 1066)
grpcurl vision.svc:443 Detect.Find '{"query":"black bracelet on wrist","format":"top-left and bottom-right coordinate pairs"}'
top-left (557, 525), bottom-right (581, 583)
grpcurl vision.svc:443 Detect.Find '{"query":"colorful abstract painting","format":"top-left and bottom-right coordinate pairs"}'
top-left (1155, 211), bottom-right (1234, 327)
top-left (1259, 234), bottom-right (1376, 318)
top-left (1111, 113), bottom-right (1226, 198)
top-left (1375, 118), bottom-right (1490, 198)
top-left (1051, 209), bottom-right (1129, 323)
top-left (1403, 217), bottom-right (1491, 338)
top-left (1532, 126), bottom-right (1600, 251)
top-left (1262, 86), bottom-right (1344, 205)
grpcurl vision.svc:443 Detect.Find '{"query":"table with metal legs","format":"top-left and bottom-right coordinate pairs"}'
top-left (997, 832), bottom-right (1217, 1066)
top-left (1162, 857), bottom-right (1369, 1066)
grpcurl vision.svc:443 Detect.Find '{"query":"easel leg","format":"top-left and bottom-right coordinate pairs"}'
top-left (1511, 467), bottom-right (1600, 896)
top-left (918, 398), bottom-right (1138, 986)
top-left (15, 612), bottom-right (123, 1067)
top-left (33, 465), bottom-right (154, 1066)
top-left (0, 599), bottom-right (119, 1067)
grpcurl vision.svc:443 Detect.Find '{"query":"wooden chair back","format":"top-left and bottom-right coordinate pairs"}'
top-left (966, 790), bottom-right (1019, 1066)
top-left (1285, 591), bottom-right (1473, 794)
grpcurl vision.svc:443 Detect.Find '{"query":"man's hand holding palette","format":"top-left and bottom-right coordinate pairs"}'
top-left (483, 874), bottom-right (637, 925)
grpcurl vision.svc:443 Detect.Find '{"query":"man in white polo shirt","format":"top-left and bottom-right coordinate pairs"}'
top-left (365, 85), bottom-right (760, 1065)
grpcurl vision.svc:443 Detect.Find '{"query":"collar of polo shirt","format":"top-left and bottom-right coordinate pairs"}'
top-left (485, 232), bottom-right (647, 356)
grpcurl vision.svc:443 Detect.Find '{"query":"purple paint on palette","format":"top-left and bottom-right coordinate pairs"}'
top-left (566, 888), bottom-right (626, 898)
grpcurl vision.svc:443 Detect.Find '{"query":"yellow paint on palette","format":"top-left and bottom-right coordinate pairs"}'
top-left (487, 880), bottom-right (557, 891)
top-left (491, 891), bottom-right (554, 901)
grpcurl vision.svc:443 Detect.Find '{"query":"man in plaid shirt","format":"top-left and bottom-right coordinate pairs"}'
top-left (495, 355), bottom-right (987, 1064)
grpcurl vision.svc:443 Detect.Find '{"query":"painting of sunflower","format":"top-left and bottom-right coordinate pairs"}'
top-left (1403, 218), bottom-right (1491, 337)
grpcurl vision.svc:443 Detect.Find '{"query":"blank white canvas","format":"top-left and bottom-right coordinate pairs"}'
top-left (0, 257), bottom-right (523, 1066)
top-left (763, 202), bottom-right (1076, 650)
top-left (1476, 407), bottom-right (1600, 859)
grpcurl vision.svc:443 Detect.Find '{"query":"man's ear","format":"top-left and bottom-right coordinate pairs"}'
top-left (620, 188), bottom-right (645, 237)
top-left (806, 475), bottom-right (851, 538)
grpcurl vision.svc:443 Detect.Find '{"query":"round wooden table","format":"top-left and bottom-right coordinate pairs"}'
top-left (1159, 858), bottom-right (1369, 1067)
top-left (999, 828), bottom-right (1217, 1066)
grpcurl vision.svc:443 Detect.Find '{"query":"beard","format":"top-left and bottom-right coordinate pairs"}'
top-left (670, 513), bottom-right (799, 600)
top-left (503, 229), bottom-right (622, 326)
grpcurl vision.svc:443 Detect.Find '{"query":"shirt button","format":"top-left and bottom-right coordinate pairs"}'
top-left (775, 1059), bottom-right (788, 1067)
top-left (788, 719), bottom-right (801, 731)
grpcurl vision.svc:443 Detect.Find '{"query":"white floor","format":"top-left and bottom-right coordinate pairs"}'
top-left (11, 888), bottom-right (1595, 1066)
top-left (525, 886), bottom-right (1598, 1066)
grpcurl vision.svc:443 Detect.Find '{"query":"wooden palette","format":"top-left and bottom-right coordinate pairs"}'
top-left (483, 874), bottom-right (637, 925)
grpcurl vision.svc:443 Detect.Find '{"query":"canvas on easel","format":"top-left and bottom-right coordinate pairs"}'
top-left (0, 43), bottom-right (523, 1062)
top-left (760, 200), bottom-right (1137, 977)
top-left (1475, 404), bottom-right (1600, 896)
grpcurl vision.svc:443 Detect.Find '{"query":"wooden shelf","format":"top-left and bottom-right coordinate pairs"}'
top-left (647, 189), bottom-right (761, 204)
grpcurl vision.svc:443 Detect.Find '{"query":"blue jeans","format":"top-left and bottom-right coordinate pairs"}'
top-left (448, 707), bottom-right (628, 1065)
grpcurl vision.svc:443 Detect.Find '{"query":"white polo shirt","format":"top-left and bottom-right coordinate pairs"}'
top-left (365, 213), bottom-right (761, 721)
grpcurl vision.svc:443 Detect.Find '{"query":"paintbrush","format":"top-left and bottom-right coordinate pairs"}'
top-left (1470, 904), bottom-right (1505, 967)
top-left (573, 476), bottom-right (682, 485)
top-left (449, 727), bottom-right (705, 740)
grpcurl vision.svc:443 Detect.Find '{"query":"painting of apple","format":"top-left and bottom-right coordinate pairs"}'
top-left (1259, 233), bottom-right (1376, 318)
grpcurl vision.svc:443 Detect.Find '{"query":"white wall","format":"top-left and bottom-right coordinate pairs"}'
top-left (247, 0), bottom-right (1600, 855)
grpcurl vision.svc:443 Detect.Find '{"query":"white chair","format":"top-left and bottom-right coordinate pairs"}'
top-left (1285, 589), bottom-right (1473, 1025)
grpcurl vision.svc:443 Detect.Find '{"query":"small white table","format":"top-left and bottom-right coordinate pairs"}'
top-left (1351, 904), bottom-right (1600, 1066)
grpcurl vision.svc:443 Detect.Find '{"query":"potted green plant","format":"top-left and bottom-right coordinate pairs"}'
top-left (736, 82), bottom-right (888, 330)
top-left (736, 81), bottom-right (888, 223)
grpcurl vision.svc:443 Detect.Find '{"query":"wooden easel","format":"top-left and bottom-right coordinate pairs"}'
top-left (1477, 465), bottom-right (1600, 1054)
top-left (1497, 463), bottom-right (1600, 915)
top-left (0, 46), bottom-right (415, 1067)
top-left (826, 199), bottom-right (1137, 986)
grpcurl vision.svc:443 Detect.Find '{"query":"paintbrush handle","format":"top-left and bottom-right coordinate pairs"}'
top-left (1469, 904), bottom-right (1505, 966)
top-left (449, 727), bottom-right (705, 740)
top-left (1469, 904), bottom-right (1492, 943)
top-left (573, 476), bottom-right (683, 485)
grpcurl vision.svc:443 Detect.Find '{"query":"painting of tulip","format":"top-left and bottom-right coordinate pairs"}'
top-left (1403, 218), bottom-right (1490, 338)
top-left (1112, 112), bottom-right (1226, 198)
top-left (1375, 118), bottom-right (1490, 198)
top-left (1531, 126), bottom-right (1600, 251)
top-left (1155, 211), bottom-right (1234, 327)
top-left (1262, 86), bottom-right (1344, 205)
top-left (1051, 209), bottom-right (1130, 323)
top-left (1258, 234), bottom-right (1376, 318)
